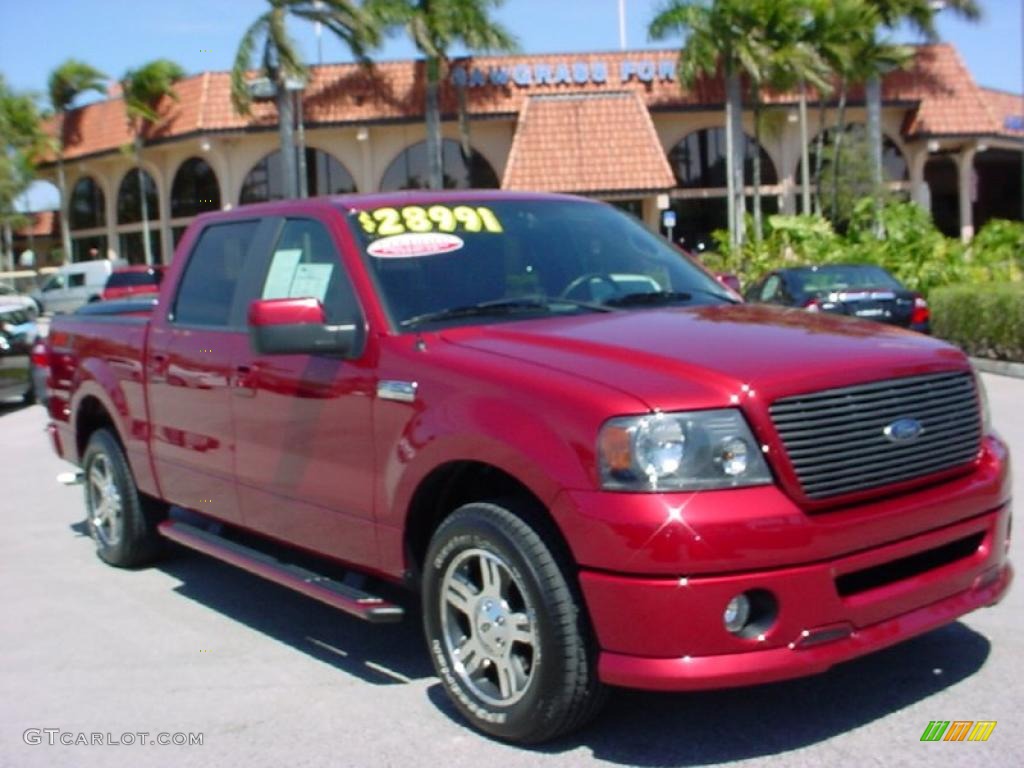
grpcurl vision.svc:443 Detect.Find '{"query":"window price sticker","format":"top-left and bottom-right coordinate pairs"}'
top-left (356, 205), bottom-right (504, 238)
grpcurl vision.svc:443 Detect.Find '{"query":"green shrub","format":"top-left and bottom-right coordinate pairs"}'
top-left (707, 199), bottom-right (1024, 297)
top-left (930, 283), bottom-right (1024, 362)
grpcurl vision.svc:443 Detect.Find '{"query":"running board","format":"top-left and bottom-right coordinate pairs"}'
top-left (157, 520), bottom-right (404, 623)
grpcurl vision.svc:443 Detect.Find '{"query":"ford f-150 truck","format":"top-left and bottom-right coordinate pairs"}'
top-left (44, 192), bottom-right (1012, 744)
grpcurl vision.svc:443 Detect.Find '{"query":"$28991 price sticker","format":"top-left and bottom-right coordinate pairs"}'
top-left (357, 205), bottom-right (503, 237)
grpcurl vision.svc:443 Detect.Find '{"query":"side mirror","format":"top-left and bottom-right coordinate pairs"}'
top-left (248, 297), bottom-right (363, 357)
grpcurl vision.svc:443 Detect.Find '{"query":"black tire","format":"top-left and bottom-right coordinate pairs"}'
top-left (22, 382), bottom-right (35, 405)
top-left (422, 501), bottom-right (606, 744)
top-left (82, 428), bottom-right (166, 567)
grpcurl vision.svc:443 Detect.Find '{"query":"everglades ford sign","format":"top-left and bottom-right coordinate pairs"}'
top-left (450, 59), bottom-right (677, 89)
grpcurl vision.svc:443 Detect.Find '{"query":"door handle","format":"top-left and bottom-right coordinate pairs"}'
top-left (233, 364), bottom-right (257, 397)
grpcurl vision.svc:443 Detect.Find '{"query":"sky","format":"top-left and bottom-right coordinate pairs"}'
top-left (2, 0), bottom-right (1022, 210)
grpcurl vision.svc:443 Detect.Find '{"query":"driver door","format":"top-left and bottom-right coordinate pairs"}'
top-left (231, 215), bottom-right (379, 569)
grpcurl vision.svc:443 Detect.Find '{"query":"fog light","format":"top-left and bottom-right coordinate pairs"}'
top-left (724, 593), bottom-right (751, 634)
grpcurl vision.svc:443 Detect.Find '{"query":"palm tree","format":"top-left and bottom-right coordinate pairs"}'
top-left (232, 0), bottom-right (380, 201)
top-left (0, 76), bottom-right (49, 271)
top-left (829, 32), bottom-right (911, 222)
top-left (48, 60), bottom-right (107, 265)
top-left (863, 1), bottom-right (981, 231)
top-left (650, 0), bottom-right (770, 247)
top-left (803, 0), bottom-right (877, 215)
top-left (368, 0), bottom-right (517, 190)
top-left (739, 0), bottom-right (830, 241)
top-left (121, 59), bottom-right (186, 266)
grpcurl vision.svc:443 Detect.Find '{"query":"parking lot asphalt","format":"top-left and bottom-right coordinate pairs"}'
top-left (1, 373), bottom-right (1021, 768)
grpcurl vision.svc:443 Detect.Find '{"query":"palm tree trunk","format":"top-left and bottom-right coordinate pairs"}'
top-left (831, 81), bottom-right (848, 223)
top-left (56, 113), bottom-right (72, 265)
top-left (2, 222), bottom-right (14, 273)
top-left (295, 90), bottom-right (309, 198)
top-left (866, 75), bottom-right (884, 237)
top-left (799, 81), bottom-right (811, 215)
top-left (135, 139), bottom-right (153, 266)
top-left (425, 56), bottom-right (443, 190)
top-left (813, 99), bottom-right (827, 215)
top-left (752, 87), bottom-right (763, 243)
top-left (725, 71), bottom-right (745, 247)
top-left (275, 83), bottom-right (298, 199)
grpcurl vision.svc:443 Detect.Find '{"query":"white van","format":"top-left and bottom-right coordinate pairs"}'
top-left (32, 260), bottom-right (113, 314)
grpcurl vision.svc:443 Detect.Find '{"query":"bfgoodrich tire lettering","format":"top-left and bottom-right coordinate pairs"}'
top-left (423, 501), bottom-right (605, 743)
top-left (82, 428), bottom-right (165, 568)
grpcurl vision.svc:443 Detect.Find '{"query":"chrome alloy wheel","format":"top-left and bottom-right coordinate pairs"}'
top-left (86, 454), bottom-right (123, 548)
top-left (440, 548), bottom-right (539, 707)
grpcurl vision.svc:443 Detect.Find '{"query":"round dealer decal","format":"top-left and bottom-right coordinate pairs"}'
top-left (367, 232), bottom-right (465, 259)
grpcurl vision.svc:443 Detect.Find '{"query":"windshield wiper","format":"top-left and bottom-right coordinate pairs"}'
top-left (604, 288), bottom-right (739, 307)
top-left (400, 295), bottom-right (614, 328)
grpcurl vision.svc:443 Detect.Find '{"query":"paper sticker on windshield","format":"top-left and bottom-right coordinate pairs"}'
top-left (367, 233), bottom-right (465, 259)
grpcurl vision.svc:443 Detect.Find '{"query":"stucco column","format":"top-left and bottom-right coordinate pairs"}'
top-left (956, 145), bottom-right (977, 243)
top-left (908, 143), bottom-right (929, 210)
top-left (358, 128), bottom-right (373, 193)
top-left (155, 159), bottom-right (173, 263)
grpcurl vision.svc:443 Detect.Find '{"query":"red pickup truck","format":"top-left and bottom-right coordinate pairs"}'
top-left (44, 192), bottom-right (1012, 743)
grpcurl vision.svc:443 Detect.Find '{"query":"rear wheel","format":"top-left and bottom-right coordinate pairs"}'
top-left (422, 501), bottom-right (605, 743)
top-left (82, 429), bottom-right (165, 567)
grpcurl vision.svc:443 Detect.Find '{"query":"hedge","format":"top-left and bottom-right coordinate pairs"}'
top-left (930, 283), bottom-right (1024, 362)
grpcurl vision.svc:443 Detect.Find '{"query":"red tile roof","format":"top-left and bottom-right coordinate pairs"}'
top-left (502, 92), bottom-right (675, 193)
top-left (979, 87), bottom-right (1024, 138)
top-left (14, 210), bottom-right (59, 238)
top-left (44, 45), bottom-right (1020, 165)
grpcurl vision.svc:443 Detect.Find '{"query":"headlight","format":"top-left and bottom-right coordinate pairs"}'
top-left (973, 367), bottom-right (992, 434)
top-left (598, 409), bottom-right (773, 491)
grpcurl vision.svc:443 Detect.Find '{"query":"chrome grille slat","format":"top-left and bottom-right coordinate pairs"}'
top-left (788, 427), bottom-right (980, 469)
top-left (770, 372), bottom-right (981, 500)
top-left (776, 400), bottom-right (971, 438)
top-left (771, 380), bottom-right (974, 419)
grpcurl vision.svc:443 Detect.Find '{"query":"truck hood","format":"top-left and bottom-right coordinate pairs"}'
top-left (440, 304), bottom-right (969, 410)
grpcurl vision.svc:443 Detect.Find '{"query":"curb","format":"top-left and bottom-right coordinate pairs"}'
top-left (970, 357), bottom-right (1024, 380)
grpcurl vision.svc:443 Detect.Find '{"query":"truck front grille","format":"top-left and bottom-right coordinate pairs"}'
top-left (770, 372), bottom-right (981, 500)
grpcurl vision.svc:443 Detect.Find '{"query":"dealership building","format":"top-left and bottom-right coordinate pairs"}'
top-left (28, 43), bottom-right (1024, 265)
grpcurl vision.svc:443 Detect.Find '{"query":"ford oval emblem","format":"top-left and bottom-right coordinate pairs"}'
top-left (884, 417), bottom-right (924, 443)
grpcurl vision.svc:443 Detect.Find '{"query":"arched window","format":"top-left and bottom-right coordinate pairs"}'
top-left (800, 125), bottom-right (909, 184)
top-left (668, 128), bottom-right (778, 188)
top-left (69, 176), bottom-right (106, 230)
top-left (171, 157), bottom-right (221, 218)
top-left (380, 139), bottom-right (499, 191)
top-left (240, 147), bottom-right (356, 204)
top-left (117, 168), bottom-right (159, 224)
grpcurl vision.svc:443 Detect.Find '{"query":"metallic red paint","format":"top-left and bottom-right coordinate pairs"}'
top-left (45, 193), bottom-right (1013, 694)
top-left (247, 297), bottom-right (326, 327)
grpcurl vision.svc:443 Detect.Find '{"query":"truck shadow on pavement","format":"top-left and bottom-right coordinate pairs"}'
top-left (152, 543), bottom-right (436, 686)
top-left (69, 520), bottom-right (991, 761)
top-left (435, 620), bottom-right (990, 764)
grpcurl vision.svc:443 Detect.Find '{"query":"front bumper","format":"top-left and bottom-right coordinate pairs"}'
top-left (580, 503), bottom-right (1011, 691)
top-left (596, 560), bottom-right (1011, 691)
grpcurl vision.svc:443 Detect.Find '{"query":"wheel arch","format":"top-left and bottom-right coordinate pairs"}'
top-left (403, 460), bottom-right (576, 584)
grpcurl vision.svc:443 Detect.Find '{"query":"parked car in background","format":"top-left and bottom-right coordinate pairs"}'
top-left (0, 282), bottom-right (41, 317)
top-left (101, 265), bottom-right (165, 301)
top-left (0, 304), bottom-right (37, 403)
top-left (745, 264), bottom-right (931, 333)
top-left (31, 260), bottom-right (112, 314)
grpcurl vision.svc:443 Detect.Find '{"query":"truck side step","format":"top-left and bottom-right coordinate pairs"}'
top-left (157, 520), bottom-right (404, 623)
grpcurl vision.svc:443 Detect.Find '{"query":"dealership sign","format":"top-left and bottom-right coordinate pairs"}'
top-left (450, 59), bottom-right (677, 89)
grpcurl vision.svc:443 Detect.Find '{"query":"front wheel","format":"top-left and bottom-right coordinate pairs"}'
top-left (82, 428), bottom-right (165, 567)
top-left (422, 501), bottom-right (605, 743)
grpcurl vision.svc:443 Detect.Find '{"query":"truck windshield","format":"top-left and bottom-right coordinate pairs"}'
top-left (350, 199), bottom-right (735, 330)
